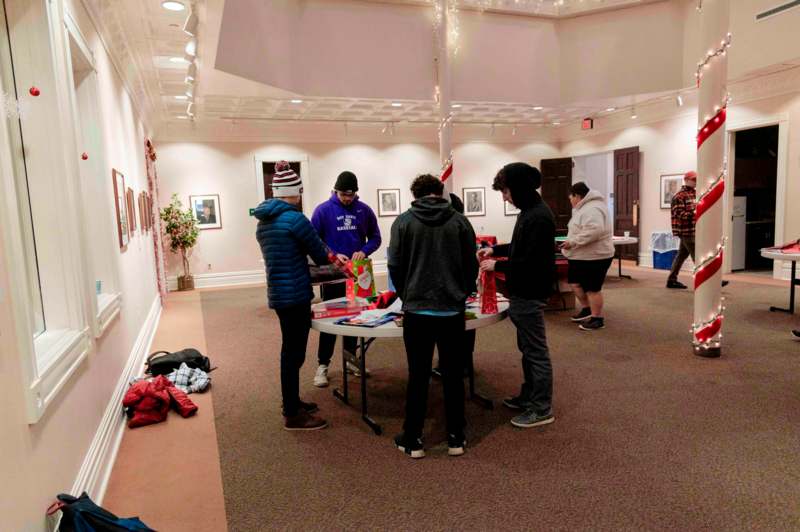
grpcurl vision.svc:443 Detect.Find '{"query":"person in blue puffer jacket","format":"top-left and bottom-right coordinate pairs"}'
top-left (254, 161), bottom-right (348, 431)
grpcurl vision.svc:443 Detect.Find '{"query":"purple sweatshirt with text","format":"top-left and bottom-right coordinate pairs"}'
top-left (311, 193), bottom-right (382, 258)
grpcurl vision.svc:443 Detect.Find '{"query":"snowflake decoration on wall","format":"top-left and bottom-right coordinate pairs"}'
top-left (1, 91), bottom-right (27, 119)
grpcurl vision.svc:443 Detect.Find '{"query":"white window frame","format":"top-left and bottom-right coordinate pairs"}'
top-left (0, 0), bottom-right (94, 423)
top-left (62, 10), bottom-right (122, 337)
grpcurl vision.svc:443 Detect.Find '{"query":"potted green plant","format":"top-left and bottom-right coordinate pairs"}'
top-left (160, 194), bottom-right (199, 291)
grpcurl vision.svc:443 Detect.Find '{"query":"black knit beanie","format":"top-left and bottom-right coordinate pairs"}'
top-left (334, 171), bottom-right (358, 192)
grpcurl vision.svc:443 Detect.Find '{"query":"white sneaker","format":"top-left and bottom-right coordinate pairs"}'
top-left (313, 364), bottom-right (329, 387)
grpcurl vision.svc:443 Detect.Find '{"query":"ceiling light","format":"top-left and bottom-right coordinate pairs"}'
top-left (630, 109), bottom-right (638, 119)
top-left (185, 38), bottom-right (197, 58)
top-left (533, 106), bottom-right (544, 111)
top-left (552, 121), bottom-right (561, 126)
top-left (187, 102), bottom-right (194, 116)
top-left (290, 99), bottom-right (303, 104)
top-left (391, 102), bottom-right (402, 107)
top-left (606, 107), bottom-right (616, 112)
top-left (174, 95), bottom-right (188, 100)
top-left (169, 56), bottom-right (187, 63)
top-left (161, 1), bottom-right (186, 12)
top-left (183, 8), bottom-right (198, 37)
top-left (451, 103), bottom-right (462, 108)
top-left (176, 116), bottom-right (189, 120)
top-left (676, 94), bottom-right (684, 107)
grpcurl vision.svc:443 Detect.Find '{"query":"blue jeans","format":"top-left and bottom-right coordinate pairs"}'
top-left (508, 298), bottom-right (553, 414)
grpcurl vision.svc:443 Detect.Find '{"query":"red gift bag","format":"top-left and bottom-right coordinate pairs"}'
top-left (479, 258), bottom-right (498, 314)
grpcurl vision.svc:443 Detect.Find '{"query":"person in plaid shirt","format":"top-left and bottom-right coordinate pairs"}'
top-left (666, 171), bottom-right (697, 289)
top-left (667, 170), bottom-right (728, 289)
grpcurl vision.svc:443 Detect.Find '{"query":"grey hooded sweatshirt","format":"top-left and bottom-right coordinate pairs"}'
top-left (387, 196), bottom-right (478, 313)
top-left (562, 189), bottom-right (615, 261)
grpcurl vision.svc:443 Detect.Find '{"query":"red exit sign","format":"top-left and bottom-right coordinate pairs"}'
top-left (582, 118), bottom-right (594, 130)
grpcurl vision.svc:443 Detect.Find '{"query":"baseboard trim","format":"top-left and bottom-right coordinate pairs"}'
top-left (70, 295), bottom-right (162, 505)
top-left (167, 270), bottom-right (266, 291)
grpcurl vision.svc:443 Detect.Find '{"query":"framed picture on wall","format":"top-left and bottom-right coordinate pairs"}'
top-left (504, 201), bottom-right (521, 216)
top-left (463, 187), bottom-right (485, 217)
top-left (112, 169), bottom-right (129, 249)
top-left (377, 188), bottom-right (401, 217)
top-left (660, 174), bottom-right (684, 209)
top-left (126, 187), bottom-right (137, 233)
top-left (190, 194), bottom-right (222, 229)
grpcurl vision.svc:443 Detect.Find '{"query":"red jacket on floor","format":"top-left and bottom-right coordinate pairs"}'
top-left (123, 375), bottom-right (198, 428)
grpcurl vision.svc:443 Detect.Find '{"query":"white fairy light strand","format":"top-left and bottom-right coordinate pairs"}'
top-left (695, 33), bottom-right (732, 86)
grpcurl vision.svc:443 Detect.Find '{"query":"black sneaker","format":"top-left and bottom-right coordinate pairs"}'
top-left (502, 396), bottom-right (532, 410)
top-left (394, 433), bottom-right (425, 459)
top-left (579, 317), bottom-right (605, 331)
top-left (570, 307), bottom-right (592, 322)
top-left (282, 400), bottom-right (319, 415)
top-left (792, 330), bottom-right (800, 340)
top-left (447, 434), bottom-right (466, 457)
top-left (666, 280), bottom-right (688, 289)
top-left (298, 399), bottom-right (319, 414)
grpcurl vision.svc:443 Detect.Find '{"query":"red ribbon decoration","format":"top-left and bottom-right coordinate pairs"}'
top-left (695, 316), bottom-right (723, 343)
top-left (694, 250), bottom-right (723, 289)
top-left (440, 159), bottom-right (453, 182)
top-left (695, 178), bottom-right (724, 221)
top-left (696, 107), bottom-right (727, 148)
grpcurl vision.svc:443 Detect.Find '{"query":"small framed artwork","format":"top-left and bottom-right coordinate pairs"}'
top-left (504, 201), bottom-right (521, 216)
top-left (463, 187), bottom-right (486, 217)
top-left (660, 174), bottom-right (684, 209)
top-left (112, 169), bottom-right (129, 249)
top-left (377, 188), bottom-right (401, 217)
top-left (126, 187), bottom-right (137, 233)
top-left (190, 194), bottom-right (222, 229)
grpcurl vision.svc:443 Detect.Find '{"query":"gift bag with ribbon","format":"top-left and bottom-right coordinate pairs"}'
top-left (479, 258), bottom-right (498, 315)
top-left (346, 258), bottom-right (377, 301)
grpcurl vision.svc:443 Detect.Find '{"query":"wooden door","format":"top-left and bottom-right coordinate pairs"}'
top-left (540, 158), bottom-right (573, 236)
top-left (263, 161), bottom-right (303, 211)
top-left (613, 147), bottom-right (640, 262)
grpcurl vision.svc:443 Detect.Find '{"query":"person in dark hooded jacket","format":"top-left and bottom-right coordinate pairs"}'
top-left (388, 174), bottom-right (477, 458)
top-left (254, 161), bottom-right (348, 431)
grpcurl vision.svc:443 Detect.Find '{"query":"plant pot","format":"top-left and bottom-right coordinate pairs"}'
top-left (177, 275), bottom-right (195, 291)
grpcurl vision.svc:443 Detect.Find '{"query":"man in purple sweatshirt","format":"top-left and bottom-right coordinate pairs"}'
top-left (310, 171), bottom-right (382, 387)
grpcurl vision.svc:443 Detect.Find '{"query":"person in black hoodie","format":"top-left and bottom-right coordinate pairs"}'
top-left (388, 175), bottom-right (478, 458)
top-left (478, 162), bottom-right (556, 429)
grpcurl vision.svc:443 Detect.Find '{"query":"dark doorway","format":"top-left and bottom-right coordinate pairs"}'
top-left (613, 147), bottom-right (640, 262)
top-left (540, 157), bottom-right (573, 236)
top-left (731, 125), bottom-right (778, 272)
top-left (262, 161), bottom-right (303, 211)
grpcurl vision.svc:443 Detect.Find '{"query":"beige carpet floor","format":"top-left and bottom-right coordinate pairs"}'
top-left (201, 269), bottom-right (800, 531)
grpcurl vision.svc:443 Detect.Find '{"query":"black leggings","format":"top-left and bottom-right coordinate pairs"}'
top-left (275, 304), bottom-right (311, 416)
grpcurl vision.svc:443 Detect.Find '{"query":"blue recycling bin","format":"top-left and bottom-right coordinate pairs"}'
top-left (651, 232), bottom-right (680, 270)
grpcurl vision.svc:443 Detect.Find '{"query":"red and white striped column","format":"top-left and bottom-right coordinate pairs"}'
top-left (435, 0), bottom-right (454, 190)
top-left (693, 0), bottom-right (731, 357)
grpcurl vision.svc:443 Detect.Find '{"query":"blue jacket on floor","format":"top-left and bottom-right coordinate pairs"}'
top-left (254, 199), bottom-right (331, 309)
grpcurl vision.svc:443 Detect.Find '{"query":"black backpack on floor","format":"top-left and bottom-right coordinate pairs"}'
top-left (145, 348), bottom-right (211, 376)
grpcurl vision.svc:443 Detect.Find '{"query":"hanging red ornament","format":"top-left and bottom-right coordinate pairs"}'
top-left (81, 152), bottom-right (89, 160)
top-left (29, 86), bottom-right (41, 96)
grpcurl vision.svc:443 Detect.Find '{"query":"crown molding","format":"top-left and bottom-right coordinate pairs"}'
top-left (78, 0), bottom-right (155, 134)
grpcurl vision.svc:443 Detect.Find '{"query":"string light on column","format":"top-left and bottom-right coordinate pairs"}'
top-left (693, 0), bottom-right (730, 358)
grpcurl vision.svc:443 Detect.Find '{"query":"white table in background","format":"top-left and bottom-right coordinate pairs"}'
top-left (612, 236), bottom-right (639, 280)
top-left (311, 298), bottom-right (509, 435)
top-left (760, 248), bottom-right (800, 314)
